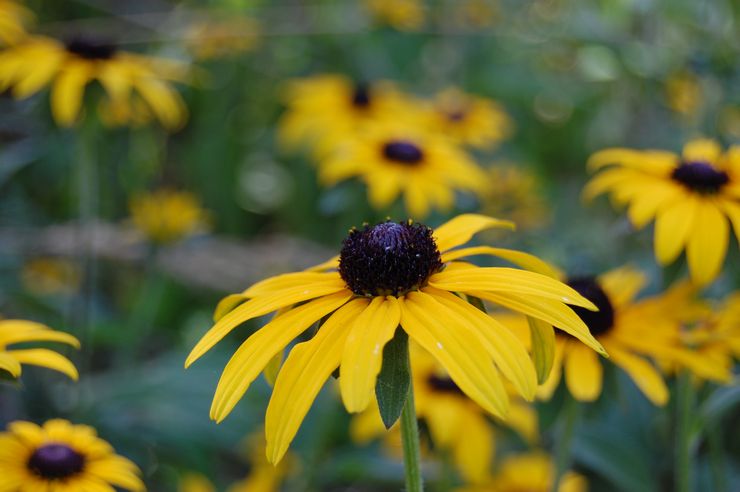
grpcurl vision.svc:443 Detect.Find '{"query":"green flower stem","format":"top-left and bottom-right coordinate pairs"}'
top-left (553, 394), bottom-right (580, 491)
top-left (675, 372), bottom-right (695, 492)
top-left (400, 368), bottom-right (423, 492)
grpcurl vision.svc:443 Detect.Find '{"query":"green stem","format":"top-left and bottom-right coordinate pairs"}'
top-left (675, 372), bottom-right (694, 492)
top-left (400, 373), bottom-right (423, 492)
top-left (552, 394), bottom-right (579, 491)
top-left (707, 423), bottom-right (727, 492)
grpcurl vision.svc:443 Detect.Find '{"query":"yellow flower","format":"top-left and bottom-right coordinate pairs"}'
top-left (423, 88), bottom-right (512, 149)
top-left (185, 214), bottom-right (605, 464)
top-left (278, 74), bottom-right (410, 157)
top-left (227, 431), bottom-right (294, 492)
top-left (129, 189), bottom-right (209, 244)
top-left (483, 164), bottom-right (549, 230)
top-left (0, 35), bottom-right (188, 129)
top-left (0, 0), bottom-right (32, 45)
top-left (364, 0), bottom-right (425, 31)
top-left (179, 473), bottom-right (215, 492)
top-left (456, 451), bottom-right (587, 492)
top-left (0, 419), bottom-right (145, 491)
top-left (585, 139), bottom-right (740, 286)
top-left (506, 266), bottom-right (729, 405)
top-left (665, 71), bottom-right (702, 116)
top-left (0, 318), bottom-right (79, 380)
top-left (453, 0), bottom-right (501, 29)
top-left (185, 17), bottom-right (260, 61)
top-left (320, 124), bottom-right (488, 218)
top-left (21, 257), bottom-right (81, 296)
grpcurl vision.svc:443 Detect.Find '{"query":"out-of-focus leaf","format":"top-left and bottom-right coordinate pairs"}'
top-left (528, 316), bottom-right (555, 384)
top-left (700, 383), bottom-right (740, 426)
top-left (375, 328), bottom-right (409, 430)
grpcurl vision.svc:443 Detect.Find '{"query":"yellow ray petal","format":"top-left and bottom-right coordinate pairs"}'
top-left (404, 179), bottom-right (431, 218)
top-left (452, 411), bottom-right (494, 483)
top-left (0, 352), bottom-right (21, 378)
top-left (441, 246), bottom-right (561, 278)
top-left (607, 345), bottom-right (668, 405)
top-left (5, 349), bottom-right (78, 380)
top-left (12, 50), bottom-right (65, 98)
top-left (564, 343), bottom-right (602, 401)
top-left (429, 267), bottom-right (597, 309)
top-left (186, 280), bottom-right (348, 367)
top-left (210, 291), bottom-right (352, 422)
top-left (340, 296), bottom-right (402, 413)
top-left (306, 256), bottom-right (340, 272)
top-left (597, 266), bottom-right (647, 308)
top-left (471, 291), bottom-right (606, 355)
top-left (265, 299), bottom-right (368, 464)
top-left (134, 77), bottom-right (187, 129)
top-left (626, 183), bottom-right (683, 229)
top-left (242, 272), bottom-right (341, 297)
top-left (654, 194), bottom-right (697, 265)
top-left (0, 324), bottom-right (80, 349)
top-left (587, 148), bottom-right (678, 173)
top-left (367, 172), bottom-right (402, 208)
top-left (537, 340), bottom-right (565, 400)
top-left (400, 292), bottom-right (509, 418)
top-left (581, 168), bottom-right (636, 201)
top-left (682, 139), bottom-right (721, 165)
top-left (84, 457), bottom-right (145, 491)
top-left (685, 200), bottom-right (728, 286)
top-left (422, 287), bottom-right (537, 400)
top-left (51, 60), bottom-right (92, 126)
top-left (433, 214), bottom-right (515, 253)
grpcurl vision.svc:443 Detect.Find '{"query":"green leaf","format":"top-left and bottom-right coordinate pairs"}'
top-left (375, 328), bottom-right (410, 429)
top-left (528, 316), bottom-right (555, 384)
top-left (466, 295), bottom-right (487, 313)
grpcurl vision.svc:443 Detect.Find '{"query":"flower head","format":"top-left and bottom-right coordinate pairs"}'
top-left (21, 257), bottom-right (81, 297)
top-left (483, 164), bottom-right (550, 230)
top-left (0, 419), bottom-right (144, 491)
top-left (185, 214), bottom-right (605, 463)
top-left (363, 0), bottom-right (425, 31)
top-left (0, 34), bottom-right (188, 128)
top-left (129, 189), bottom-right (210, 244)
top-left (185, 16), bottom-right (260, 61)
top-left (0, 318), bottom-right (79, 380)
top-left (584, 139), bottom-right (740, 286)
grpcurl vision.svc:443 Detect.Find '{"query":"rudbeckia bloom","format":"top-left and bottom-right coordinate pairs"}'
top-left (0, 419), bottom-right (145, 491)
top-left (0, 0), bottom-right (32, 45)
top-left (0, 318), bottom-right (79, 380)
top-left (584, 139), bottom-right (740, 286)
top-left (185, 214), bottom-right (604, 463)
top-left (363, 0), bottom-right (425, 31)
top-left (21, 257), bottom-right (81, 297)
top-left (129, 189), bottom-right (210, 244)
top-left (0, 35), bottom-right (188, 129)
top-left (320, 124), bottom-right (488, 218)
top-left (423, 88), bottom-right (512, 149)
top-left (483, 164), bottom-right (549, 231)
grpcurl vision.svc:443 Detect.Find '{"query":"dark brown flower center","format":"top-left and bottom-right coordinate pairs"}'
top-left (65, 37), bottom-right (116, 60)
top-left (339, 220), bottom-right (442, 297)
top-left (564, 276), bottom-right (614, 337)
top-left (352, 83), bottom-right (371, 108)
top-left (427, 374), bottom-right (464, 396)
top-left (382, 140), bottom-right (424, 165)
top-left (671, 161), bottom-right (729, 194)
top-left (28, 443), bottom-right (85, 480)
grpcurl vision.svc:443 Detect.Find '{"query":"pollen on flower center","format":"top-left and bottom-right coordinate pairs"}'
top-left (564, 276), bottom-right (614, 337)
top-left (65, 37), bottom-right (117, 60)
top-left (671, 161), bottom-right (729, 194)
top-left (352, 83), bottom-right (371, 108)
top-left (427, 374), bottom-right (464, 396)
top-left (382, 140), bottom-right (424, 165)
top-left (27, 443), bottom-right (85, 479)
top-left (339, 220), bottom-right (442, 297)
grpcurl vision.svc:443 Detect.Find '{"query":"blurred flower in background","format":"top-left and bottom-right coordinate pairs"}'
top-left (364, 0), bottom-right (425, 31)
top-left (0, 0), bottom-right (31, 45)
top-left (129, 189), bottom-right (210, 245)
top-left (483, 164), bottom-right (550, 231)
top-left (185, 16), bottom-right (261, 61)
top-left (0, 419), bottom-right (145, 491)
top-left (0, 319), bottom-right (79, 381)
top-left (664, 70), bottom-right (703, 118)
top-left (21, 257), bottom-right (81, 297)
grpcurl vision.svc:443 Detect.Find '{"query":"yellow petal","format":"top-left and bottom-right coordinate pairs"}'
top-left (685, 200), bottom-right (728, 286)
top-left (607, 345), bottom-right (668, 405)
top-left (429, 267), bottom-right (597, 309)
top-left (441, 246), bottom-right (561, 278)
top-left (653, 195), bottom-right (697, 265)
top-left (400, 292), bottom-right (509, 418)
top-left (50, 60), bottom-right (92, 126)
top-left (210, 291), bottom-right (352, 422)
top-left (682, 139), bottom-right (722, 165)
top-left (452, 411), bottom-right (494, 483)
top-left (404, 179), bottom-right (431, 219)
top-left (340, 296), bottom-right (402, 413)
top-left (433, 214), bottom-right (515, 253)
top-left (0, 321), bottom-right (80, 348)
top-left (5, 349), bottom-right (78, 380)
top-left (626, 182), bottom-right (683, 229)
top-left (564, 343), bottom-right (603, 401)
top-left (306, 256), bottom-right (340, 272)
top-left (12, 50), bottom-right (64, 98)
top-left (134, 77), bottom-right (187, 129)
top-left (265, 299), bottom-right (368, 464)
top-left (242, 272), bottom-right (341, 297)
top-left (0, 352), bottom-right (21, 378)
top-left (597, 266), bottom-right (647, 308)
top-left (586, 148), bottom-right (678, 173)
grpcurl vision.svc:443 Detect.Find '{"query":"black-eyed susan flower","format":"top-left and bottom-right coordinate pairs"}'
top-left (179, 473), bottom-right (215, 492)
top-left (363, 0), bottom-right (425, 31)
top-left (320, 124), bottom-right (488, 218)
top-left (227, 430), bottom-right (295, 492)
top-left (129, 189), bottom-right (210, 244)
top-left (423, 88), bottom-right (512, 150)
top-left (0, 419), bottom-right (145, 491)
top-left (184, 17), bottom-right (260, 61)
top-left (185, 214), bottom-right (605, 463)
top-left (0, 0), bottom-right (31, 45)
top-left (584, 139), bottom-right (740, 286)
top-left (483, 164), bottom-right (549, 231)
top-left (0, 35), bottom-right (188, 129)
top-left (456, 451), bottom-right (587, 492)
top-left (664, 71), bottom-right (702, 117)
top-left (0, 318), bottom-right (79, 380)
top-left (21, 257), bottom-right (81, 297)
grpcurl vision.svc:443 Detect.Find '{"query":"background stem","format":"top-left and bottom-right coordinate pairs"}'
top-left (553, 394), bottom-right (580, 491)
top-left (400, 364), bottom-right (423, 492)
top-left (675, 372), bottom-right (694, 492)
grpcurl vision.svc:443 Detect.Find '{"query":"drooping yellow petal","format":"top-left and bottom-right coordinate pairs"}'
top-left (0, 322), bottom-right (79, 348)
top-left (597, 266), bottom-right (648, 308)
top-left (242, 272), bottom-right (341, 297)
top-left (586, 148), bottom-right (678, 173)
top-left (626, 182), bottom-right (683, 229)
top-left (452, 410), bottom-right (494, 484)
top-left (654, 195), bottom-right (697, 265)
top-left (536, 340), bottom-right (566, 400)
top-left (0, 352), bottom-right (21, 378)
top-left (429, 267), bottom-right (597, 309)
top-left (12, 49), bottom-right (64, 98)
top-left (564, 343), bottom-right (602, 401)
top-left (134, 76), bottom-right (187, 130)
top-left (340, 296), bottom-right (402, 413)
top-left (265, 299), bottom-right (368, 464)
top-left (186, 280), bottom-right (348, 367)
top-left (433, 214), bottom-right (515, 253)
top-left (441, 246), bottom-right (561, 278)
top-left (210, 291), bottom-right (352, 422)
top-left (85, 456), bottom-right (145, 491)
top-left (682, 139), bottom-right (722, 165)
top-left (404, 179), bottom-right (431, 219)
top-left (50, 60), bottom-right (92, 126)
top-left (5, 349), bottom-right (78, 380)
top-left (607, 345), bottom-right (668, 405)
top-left (685, 200), bottom-right (728, 286)
top-left (400, 292), bottom-right (509, 418)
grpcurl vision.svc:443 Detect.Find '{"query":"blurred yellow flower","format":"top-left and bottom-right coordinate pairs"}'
top-left (97, 96), bottom-right (154, 128)
top-left (227, 431), bottom-right (295, 492)
top-left (179, 473), bottom-right (215, 492)
top-left (454, 0), bottom-right (500, 29)
top-left (320, 124), bottom-right (488, 218)
top-left (0, 35), bottom-right (188, 129)
top-left (483, 164), bottom-right (549, 230)
top-left (456, 451), bottom-right (587, 492)
top-left (665, 71), bottom-right (702, 116)
top-left (364, 0), bottom-right (425, 31)
top-left (185, 16), bottom-right (260, 61)
top-left (129, 189), bottom-right (210, 244)
top-left (0, 0), bottom-right (32, 45)
top-left (0, 318), bottom-right (79, 380)
top-left (21, 257), bottom-right (81, 296)
top-left (424, 88), bottom-right (512, 149)
top-left (185, 214), bottom-right (604, 464)
top-left (585, 139), bottom-right (740, 286)
top-left (0, 419), bottom-right (145, 491)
